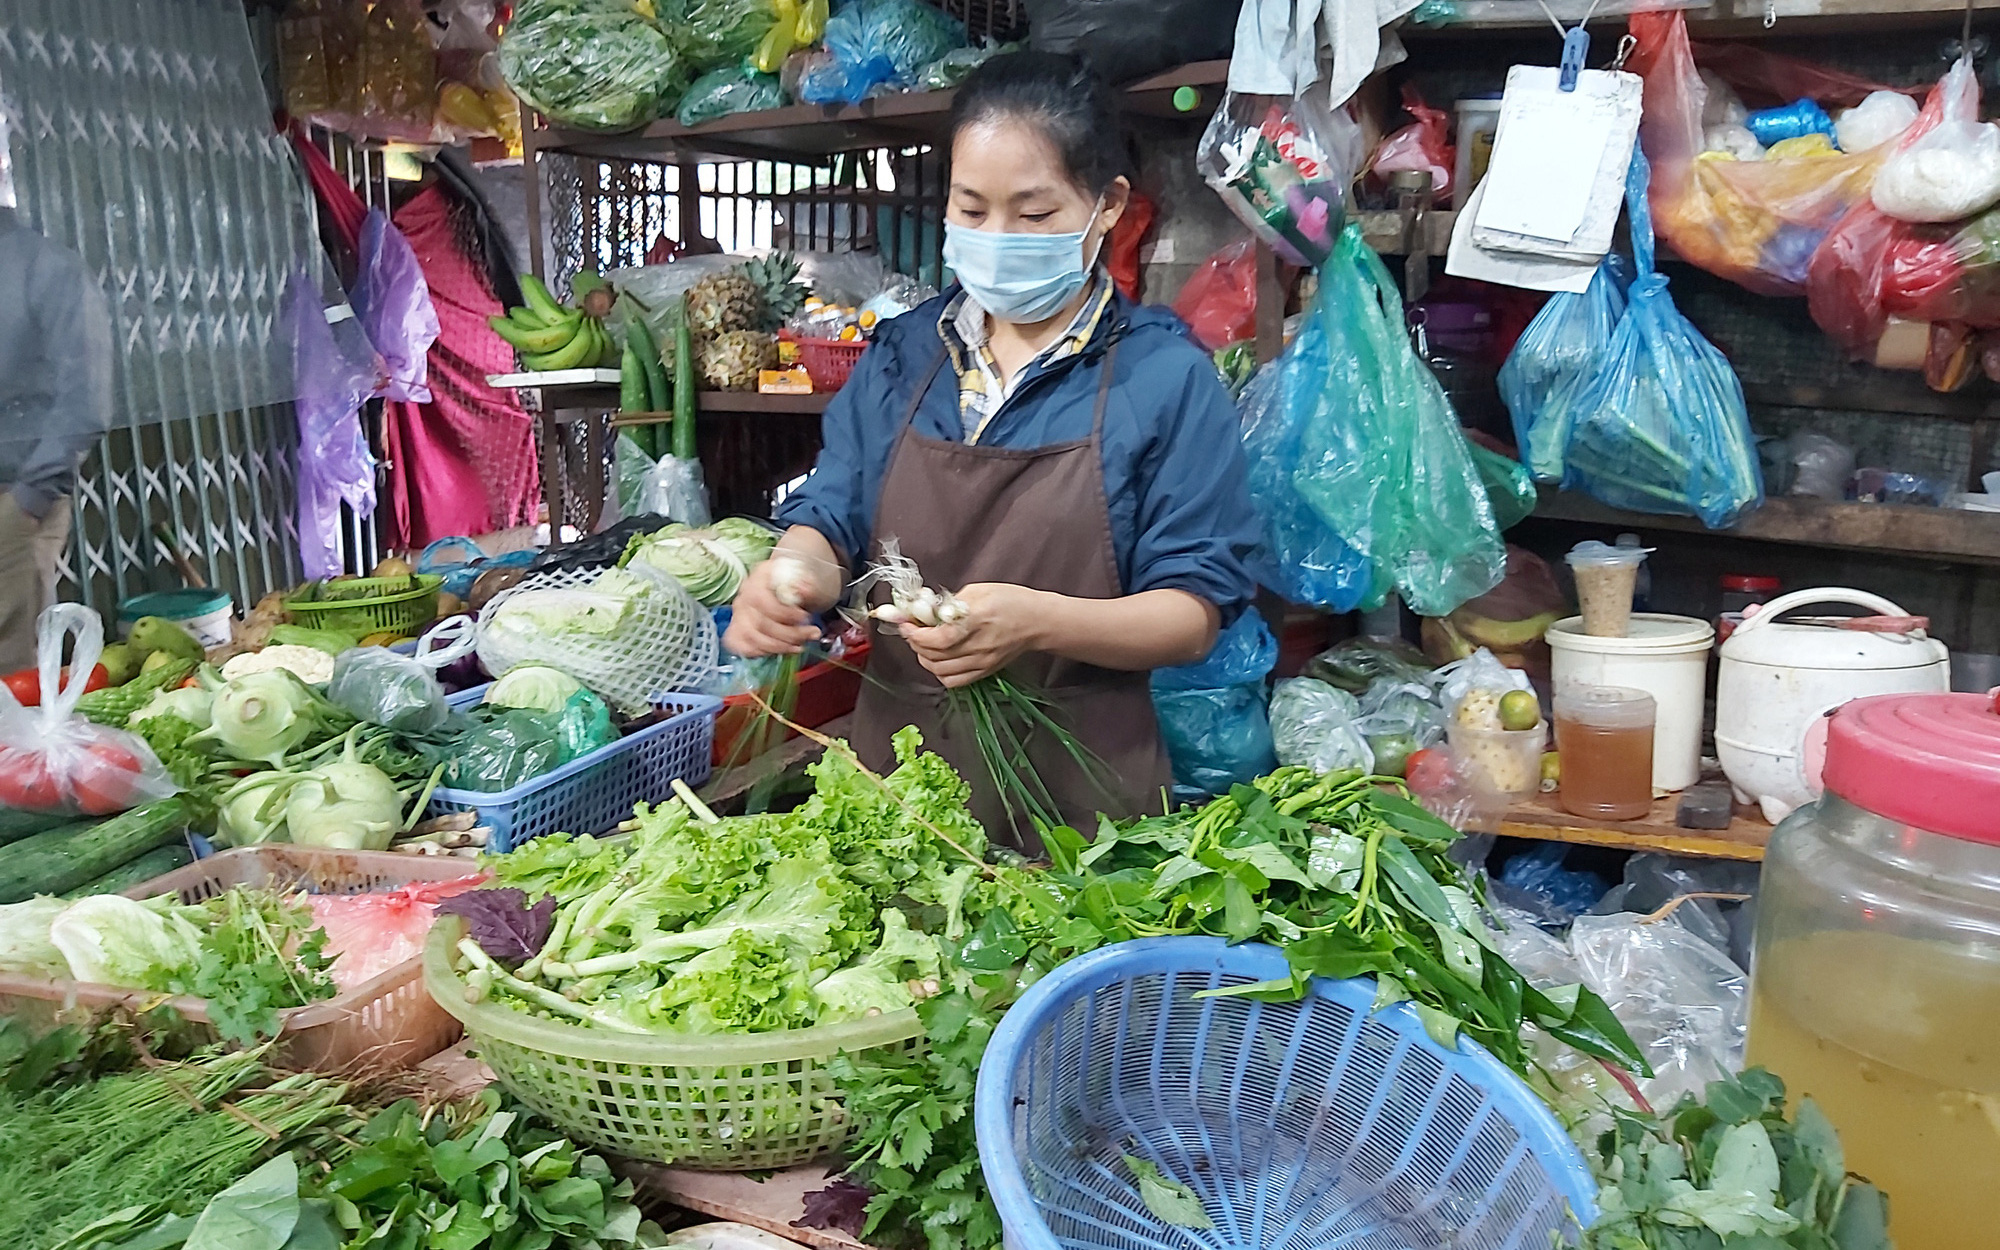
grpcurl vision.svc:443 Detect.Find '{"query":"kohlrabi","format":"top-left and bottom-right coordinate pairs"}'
top-left (195, 669), bottom-right (350, 768)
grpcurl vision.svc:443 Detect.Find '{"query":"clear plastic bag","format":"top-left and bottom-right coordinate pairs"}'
top-left (1466, 437), bottom-right (1535, 532)
top-left (1268, 678), bottom-right (1375, 775)
top-left (1873, 116), bottom-right (2000, 224)
top-left (1499, 255), bottom-right (1632, 483)
top-left (660, 0), bottom-right (780, 75)
top-left (1302, 636), bottom-right (1435, 697)
top-left (1787, 431), bottom-right (1856, 499)
top-left (1172, 240), bottom-right (1260, 353)
top-left (676, 66), bottom-right (784, 127)
top-left (0, 606), bottom-right (178, 816)
top-left (1238, 338), bottom-right (1381, 614)
top-left (795, 0), bottom-right (965, 106)
top-left (1836, 90), bottom-right (1921, 154)
top-left (1561, 150), bottom-right (1765, 529)
top-left (1291, 226), bottom-right (1508, 616)
top-left (1353, 681), bottom-right (1445, 778)
top-left (287, 273), bottom-right (379, 583)
top-left (1628, 11), bottom-right (1890, 297)
top-left (327, 648), bottom-right (449, 733)
top-left (498, 0), bottom-right (687, 133)
top-left (1198, 91), bottom-right (1356, 269)
top-left (1567, 910), bottom-right (1747, 1108)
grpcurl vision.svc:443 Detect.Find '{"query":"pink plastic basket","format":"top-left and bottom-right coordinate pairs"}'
top-left (798, 337), bottom-right (869, 391)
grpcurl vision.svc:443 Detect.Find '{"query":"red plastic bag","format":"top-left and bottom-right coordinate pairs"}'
top-left (1806, 59), bottom-right (1970, 360)
top-left (1173, 240), bottom-right (1260, 351)
top-left (1630, 11), bottom-right (1889, 297)
top-left (1370, 85), bottom-right (1454, 197)
top-left (0, 606), bottom-right (178, 816)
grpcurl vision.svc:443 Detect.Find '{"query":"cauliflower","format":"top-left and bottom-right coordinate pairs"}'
top-left (219, 643), bottom-right (339, 685)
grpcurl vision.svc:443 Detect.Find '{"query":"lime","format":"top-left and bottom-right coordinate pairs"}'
top-left (1499, 689), bottom-right (1541, 731)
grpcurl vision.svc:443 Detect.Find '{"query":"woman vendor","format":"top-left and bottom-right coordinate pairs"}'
top-left (725, 52), bottom-right (1263, 852)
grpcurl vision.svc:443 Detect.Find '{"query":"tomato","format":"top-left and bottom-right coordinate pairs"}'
top-left (1403, 748), bottom-right (1455, 797)
top-left (69, 741), bottom-right (145, 816)
top-left (0, 746), bottom-right (62, 811)
top-left (2, 668), bottom-right (39, 707)
top-left (1, 664), bottom-right (108, 707)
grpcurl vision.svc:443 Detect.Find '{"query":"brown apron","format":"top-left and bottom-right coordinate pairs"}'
top-left (850, 341), bottom-right (1173, 855)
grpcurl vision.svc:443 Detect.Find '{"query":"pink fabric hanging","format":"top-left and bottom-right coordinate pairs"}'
top-left (380, 183), bottom-right (539, 548)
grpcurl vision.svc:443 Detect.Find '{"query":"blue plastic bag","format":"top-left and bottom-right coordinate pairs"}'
top-left (1499, 255), bottom-right (1631, 484)
top-left (1238, 327), bottom-right (1382, 613)
top-left (796, 0), bottom-right (965, 106)
top-left (1151, 608), bottom-right (1280, 798)
top-left (1562, 151), bottom-right (1764, 529)
top-left (1290, 226), bottom-right (1506, 618)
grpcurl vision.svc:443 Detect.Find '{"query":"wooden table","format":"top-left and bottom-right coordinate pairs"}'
top-left (1496, 793), bottom-right (1773, 861)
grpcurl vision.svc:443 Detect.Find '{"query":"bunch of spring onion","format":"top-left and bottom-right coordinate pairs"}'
top-left (857, 541), bottom-right (1108, 832)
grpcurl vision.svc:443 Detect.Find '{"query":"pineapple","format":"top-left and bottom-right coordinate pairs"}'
top-left (685, 268), bottom-right (762, 338)
top-left (701, 330), bottom-right (777, 391)
top-left (744, 251), bottom-right (808, 330)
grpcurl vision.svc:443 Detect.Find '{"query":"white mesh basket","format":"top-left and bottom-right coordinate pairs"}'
top-left (474, 564), bottom-right (717, 712)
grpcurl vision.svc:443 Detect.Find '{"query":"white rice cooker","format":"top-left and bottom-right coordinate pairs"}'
top-left (1716, 588), bottom-right (1949, 823)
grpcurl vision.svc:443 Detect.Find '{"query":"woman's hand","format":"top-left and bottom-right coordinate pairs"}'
top-left (900, 582), bottom-right (1048, 688)
top-left (724, 559), bottom-right (821, 657)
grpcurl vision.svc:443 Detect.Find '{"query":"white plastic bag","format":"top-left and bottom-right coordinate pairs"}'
top-left (1874, 119), bottom-right (2000, 222)
top-left (1835, 89), bottom-right (1920, 154)
top-left (0, 605), bottom-right (178, 816)
top-left (1702, 123), bottom-right (1764, 162)
top-left (1267, 678), bottom-right (1374, 774)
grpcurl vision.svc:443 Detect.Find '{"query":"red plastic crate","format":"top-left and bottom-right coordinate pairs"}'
top-left (712, 641), bottom-right (870, 766)
top-left (798, 337), bottom-right (869, 391)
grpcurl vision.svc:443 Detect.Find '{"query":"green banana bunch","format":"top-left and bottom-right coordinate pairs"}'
top-left (488, 273), bottom-right (622, 372)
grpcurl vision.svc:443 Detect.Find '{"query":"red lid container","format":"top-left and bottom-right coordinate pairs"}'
top-left (1721, 574), bottom-right (1781, 593)
top-left (1822, 693), bottom-right (2000, 845)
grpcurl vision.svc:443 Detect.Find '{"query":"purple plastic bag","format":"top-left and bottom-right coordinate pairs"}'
top-left (287, 273), bottom-right (380, 581)
top-left (352, 209), bottom-right (439, 404)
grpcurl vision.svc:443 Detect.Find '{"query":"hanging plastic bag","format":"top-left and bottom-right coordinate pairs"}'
top-left (1198, 90), bottom-right (1357, 269)
top-left (498, 0), bottom-right (688, 133)
top-left (1268, 678), bottom-right (1374, 775)
top-left (1369, 85), bottom-right (1454, 198)
top-left (0, 606), bottom-right (178, 816)
top-left (287, 272), bottom-right (380, 583)
top-left (795, 0), bottom-right (966, 106)
top-left (1292, 226), bottom-right (1507, 617)
top-left (352, 210), bottom-right (439, 405)
top-left (1173, 240), bottom-right (1260, 352)
top-left (1499, 255), bottom-right (1632, 483)
top-left (677, 66), bottom-right (784, 127)
top-left (1836, 90), bottom-right (1921, 154)
top-left (1562, 150), bottom-right (1764, 529)
top-left (1807, 59), bottom-right (1986, 361)
top-left (1238, 328), bottom-right (1381, 613)
top-left (1628, 11), bottom-right (1891, 296)
top-left (1873, 118), bottom-right (2000, 224)
top-left (1151, 608), bottom-right (1280, 797)
top-left (1465, 436), bottom-right (1535, 532)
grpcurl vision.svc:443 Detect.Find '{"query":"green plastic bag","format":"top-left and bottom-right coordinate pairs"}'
top-left (1290, 225), bottom-right (1507, 617)
top-left (445, 690), bottom-right (618, 793)
top-left (676, 65), bottom-right (784, 127)
top-left (660, 0), bottom-right (780, 73)
top-left (1467, 438), bottom-right (1537, 532)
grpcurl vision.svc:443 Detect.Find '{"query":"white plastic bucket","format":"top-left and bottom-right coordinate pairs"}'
top-left (1547, 613), bottom-right (1715, 793)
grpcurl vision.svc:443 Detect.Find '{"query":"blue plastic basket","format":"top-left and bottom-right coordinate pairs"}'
top-left (975, 938), bottom-right (1596, 1250)
top-left (424, 690), bottom-right (722, 853)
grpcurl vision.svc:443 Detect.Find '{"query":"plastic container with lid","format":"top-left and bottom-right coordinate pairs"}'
top-left (1548, 613), bottom-right (1713, 792)
top-left (1553, 685), bottom-right (1655, 820)
top-left (1717, 573), bottom-right (1780, 641)
top-left (1564, 541), bottom-right (1651, 638)
top-left (118, 588), bottom-right (234, 649)
top-left (1747, 693), bottom-right (2000, 1250)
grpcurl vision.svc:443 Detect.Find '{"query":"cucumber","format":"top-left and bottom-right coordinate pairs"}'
top-left (673, 296), bottom-right (698, 463)
top-left (0, 798), bottom-right (188, 904)
top-left (0, 809), bottom-right (78, 847)
top-left (66, 842), bottom-right (195, 898)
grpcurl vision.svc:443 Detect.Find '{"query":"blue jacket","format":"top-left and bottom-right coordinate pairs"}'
top-left (776, 289), bottom-right (1264, 620)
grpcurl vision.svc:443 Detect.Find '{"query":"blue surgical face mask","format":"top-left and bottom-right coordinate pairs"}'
top-left (943, 200), bottom-right (1106, 325)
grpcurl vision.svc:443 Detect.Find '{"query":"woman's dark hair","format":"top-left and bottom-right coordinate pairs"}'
top-left (949, 52), bottom-right (1132, 193)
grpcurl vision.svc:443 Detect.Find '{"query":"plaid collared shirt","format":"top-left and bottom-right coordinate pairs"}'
top-left (935, 276), bottom-right (1116, 445)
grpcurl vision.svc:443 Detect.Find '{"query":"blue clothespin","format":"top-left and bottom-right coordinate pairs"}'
top-left (1559, 25), bottom-right (1590, 91)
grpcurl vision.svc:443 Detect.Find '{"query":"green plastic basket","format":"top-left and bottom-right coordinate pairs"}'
top-left (424, 918), bottom-right (925, 1170)
top-left (285, 573), bottom-right (443, 637)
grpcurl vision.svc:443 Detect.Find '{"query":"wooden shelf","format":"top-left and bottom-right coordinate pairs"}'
top-left (487, 370), bottom-right (832, 416)
top-left (1403, 0), bottom-right (2000, 34)
top-left (1533, 489), bottom-right (2000, 566)
top-left (1496, 793), bottom-right (1772, 861)
top-left (537, 60), bottom-right (1231, 164)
